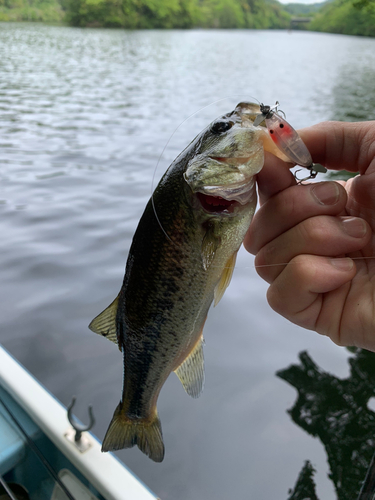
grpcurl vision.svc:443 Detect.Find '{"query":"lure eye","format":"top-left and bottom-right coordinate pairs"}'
top-left (211, 120), bottom-right (233, 135)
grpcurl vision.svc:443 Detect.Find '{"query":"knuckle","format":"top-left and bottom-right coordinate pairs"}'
top-left (272, 186), bottom-right (302, 218)
top-left (298, 216), bottom-right (332, 245)
top-left (254, 252), bottom-right (279, 284)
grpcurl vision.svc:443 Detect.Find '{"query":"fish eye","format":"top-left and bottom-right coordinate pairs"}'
top-left (211, 120), bottom-right (234, 135)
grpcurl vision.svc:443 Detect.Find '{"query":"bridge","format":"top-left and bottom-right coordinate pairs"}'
top-left (291, 16), bottom-right (313, 25)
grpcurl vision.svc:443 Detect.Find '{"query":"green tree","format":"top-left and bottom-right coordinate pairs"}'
top-left (63, 0), bottom-right (200, 28)
top-left (0, 0), bottom-right (292, 29)
top-left (243, 0), bottom-right (290, 29)
top-left (64, 0), bottom-right (129, 27)
top-left (138, 0), bottom-right (198, 28)
top-left (0, 0), bottom-right (63, 21)
top-left (353, 0), bottom-right (375, 10)
top-left (199, 0), bottom-right (245, 28)
top-left (309, 0), bottom-right (375, 36)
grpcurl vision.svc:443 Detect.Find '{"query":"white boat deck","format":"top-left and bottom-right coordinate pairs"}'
top-left (0, 345), bottom-right (160, 500)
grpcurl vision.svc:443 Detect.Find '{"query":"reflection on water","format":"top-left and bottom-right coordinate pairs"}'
top-left (331, 51), bottom-right (375, 122)
top-left (278, 349), bottom-right (375, 499)
top-left (287, 461), bottom-right (319, 500)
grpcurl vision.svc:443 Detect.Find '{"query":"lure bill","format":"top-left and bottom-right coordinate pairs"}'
top-left (254, 101), bottom-right (327, 181)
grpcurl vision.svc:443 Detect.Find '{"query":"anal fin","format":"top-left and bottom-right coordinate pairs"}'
top-left (174, 335), bottom-right (205, 399)
top-left (214, 251), bottom-right (237, 307)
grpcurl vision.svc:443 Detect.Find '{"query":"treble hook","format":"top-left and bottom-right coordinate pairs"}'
top-left (67, 396), bottom-right (95, 442)
top-left (294, 168), bottom-right (318, 184)
top-left (294, 163), bottom-right (328, 184)
top-left (268, 100), bottom-right (286, 119)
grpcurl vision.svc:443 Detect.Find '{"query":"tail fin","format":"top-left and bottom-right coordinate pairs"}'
top-left (101, 403), bottom-right (165, 463)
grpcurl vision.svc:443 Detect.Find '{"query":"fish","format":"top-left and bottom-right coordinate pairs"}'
top-left (89, 101), bottom-right (288, 462)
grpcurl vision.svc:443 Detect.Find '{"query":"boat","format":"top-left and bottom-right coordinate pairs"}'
top-left (0, 345), bottom-right (160, 500)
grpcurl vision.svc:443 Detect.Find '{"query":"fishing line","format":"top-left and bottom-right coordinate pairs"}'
top-left (150, 94), bottom-right (260, 244)
top-left (215, 255), bottom-right (375, 272)
top-left (254, 256), bottom-right (375, 269)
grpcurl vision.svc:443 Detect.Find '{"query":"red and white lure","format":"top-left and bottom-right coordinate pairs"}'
top-left (253, 101), bottom-right (327, 182)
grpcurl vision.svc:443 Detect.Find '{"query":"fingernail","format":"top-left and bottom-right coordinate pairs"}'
top-left (311, 182), bottom-right (340, 205)
top-left (330, 258), bottom-right (354, 271)
top-left (342, 217), bottom-right (367, 238)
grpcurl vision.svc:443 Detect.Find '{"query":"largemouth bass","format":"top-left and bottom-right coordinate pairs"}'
top-left (89, 102), bottom-right (287, 462)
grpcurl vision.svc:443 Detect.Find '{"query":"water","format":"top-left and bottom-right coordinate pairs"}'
top-left (1, 23), bottom-right (375, 500)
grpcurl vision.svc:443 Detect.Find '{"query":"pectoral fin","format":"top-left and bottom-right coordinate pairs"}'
top-left (214, 251), bottom-right (237, 307)
top-left (201, 223), bottom-right (221, 271)
top-left (175, 335), bottom-right (205, 399)
top-left (89, 296), bottom-right (120, 348)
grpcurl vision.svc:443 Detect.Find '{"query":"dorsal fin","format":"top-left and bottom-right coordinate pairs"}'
top-left (89, 296), bottom-right (119, 347)
top-left (214, 251), bottom-right (237, 307)
top-left (174, 335), bottom-right (205, 399)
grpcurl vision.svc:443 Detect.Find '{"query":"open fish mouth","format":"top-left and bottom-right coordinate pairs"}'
top-left (197, 192), bottom-right (239, 214)
top-left (196, 176), bottom-right (255, 215)
top-left (189, 154), bottom-right (259, 214)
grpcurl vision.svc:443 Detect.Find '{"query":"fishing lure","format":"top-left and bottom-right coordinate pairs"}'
top-left (254, 102), bottom-right (327, 182)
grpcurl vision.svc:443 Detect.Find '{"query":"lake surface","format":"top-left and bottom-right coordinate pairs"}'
top-left (1, 23), bottom-right (375, 500)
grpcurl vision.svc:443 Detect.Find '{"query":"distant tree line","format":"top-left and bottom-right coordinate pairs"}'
top-left (1, 0), bottom-right (375, 37)
top-left (0, 0), bottom-right (291, 28)
top-left (282, 1), bottom-right (326, 16)
top-left (58, 0), bottom-right (291, 29)
top-left (0, 0), bottom-right (63, 21)
top-left (309, 0), bottom-right (375, 36)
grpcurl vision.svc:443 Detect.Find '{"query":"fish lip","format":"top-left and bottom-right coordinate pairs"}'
top-left (209, 156), bottom-right (252, 166)
top-left (198, 177), bottom-right (255, 205)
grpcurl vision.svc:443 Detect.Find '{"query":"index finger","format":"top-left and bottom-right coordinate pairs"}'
top-left (256, 120), bottom-right (375, 204)
top-left (299, 120), bottom-right (375, 175)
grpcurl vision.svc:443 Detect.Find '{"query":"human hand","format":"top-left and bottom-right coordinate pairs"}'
top-left (244, 121), bottom-right (375, 351)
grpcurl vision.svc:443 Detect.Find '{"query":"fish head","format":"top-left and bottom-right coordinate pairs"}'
top-left (184, 102), bottom-right (266, 215)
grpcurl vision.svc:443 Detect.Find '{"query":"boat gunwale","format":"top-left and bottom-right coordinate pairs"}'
top-left (0, 345), bottom-right (159, 500)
